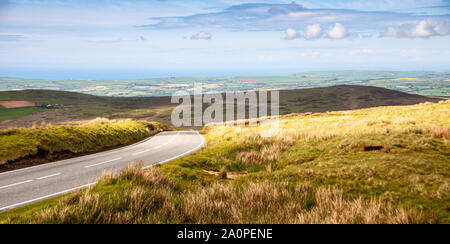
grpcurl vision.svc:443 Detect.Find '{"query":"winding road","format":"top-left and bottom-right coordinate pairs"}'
top-left (0, 131), bottom-right (205, 212)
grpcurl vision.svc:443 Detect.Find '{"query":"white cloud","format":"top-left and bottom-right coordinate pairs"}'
top-left (285, 23), bottom-right (351, 40)
top-left (327, 23), bottom-right (348, 39)
top-left (190, 32), bottom-right (212, 40)
top-left (381, 26), bottom-right (399, 37)
top-left (381, 19), bottom-right (450, 38)
top-left (284, 24), bottom-right (322, 40)
top-left (284, 28), bottom-right (299, 40)
top-left (304, 24), bottom-right (322, 39)
top-left (411, 19), bottom-right (448, 37)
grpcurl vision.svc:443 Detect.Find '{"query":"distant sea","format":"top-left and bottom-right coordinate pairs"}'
top-left (0, 68), bottom-right (289, 80)
top-left (0, 68), bottom-right (182, 80)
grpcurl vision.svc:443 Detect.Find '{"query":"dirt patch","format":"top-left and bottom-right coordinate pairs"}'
top-left (0, 100), bottom-right (36, 109)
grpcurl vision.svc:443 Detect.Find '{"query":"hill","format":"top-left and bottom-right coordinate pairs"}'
top-left (1, 100), bottom-right (448, 223)
top-left (279, 85), bottom-right (440, 114)
top-left (0, 85), bottom-right (441, 128)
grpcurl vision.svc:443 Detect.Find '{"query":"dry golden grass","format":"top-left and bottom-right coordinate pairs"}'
top-left (11, 164), bottom-right (423, 224)
top-left (205, 100), bottom-right (450, 149)
top-left (429, 126), bottom-right (450, 140)
top-left (181, 181), bottom-right (423, 224)
top-left (236, 144), bottom-right (288, 167)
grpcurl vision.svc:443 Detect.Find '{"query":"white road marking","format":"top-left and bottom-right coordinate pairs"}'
top-left (147, 132), bottom-right (180, 150)
top-left (0, 180), bottom-right (33, 190)
top-left (132, 149), bottom-right (149, 156)
top-left (0, 182), bottom-right (97, 212)
top-left (0, 131), bottom-right (205, 212)
top-left (144, 131), bottom-right (205, 169)
top-left (131, 132), bottom-right (180, 156)
top-left (85, 157), bottom-right (121, 168)
top-left (36, 173), bottom-right (61, 180)
top-left (0, 132), bottom-right (162, 177)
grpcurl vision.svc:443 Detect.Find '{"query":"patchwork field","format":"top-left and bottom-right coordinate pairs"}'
top-left (0, 71), bottom-right (449, 98)
top-left (0, 101), bottom-right (36, 109)
top-left (0, 100), bottom-right (42, 121)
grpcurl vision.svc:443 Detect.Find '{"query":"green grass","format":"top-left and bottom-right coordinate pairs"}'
top-left (1, 100), bottom-right (448, 224)
top-left (0, 118), bottom-right (169, 165)
top-left (0, 107), bottom-right (46, 121)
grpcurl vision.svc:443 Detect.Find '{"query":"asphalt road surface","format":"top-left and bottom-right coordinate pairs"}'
top-left (0, 131), bottom-right (205, 212)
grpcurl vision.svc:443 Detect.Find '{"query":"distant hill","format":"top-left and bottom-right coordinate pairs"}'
top-left (279, 85), bottom-right (441, 114)
top-left (0, 85), bottom-right (442, 128)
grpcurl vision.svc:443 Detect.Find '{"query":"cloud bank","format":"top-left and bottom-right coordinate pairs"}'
top-left (140, 1), bottom-right (450, 36)
top-left (380, 19), bottom-right (450, 38)
top-left (284, 23), bottom-right (349, 40)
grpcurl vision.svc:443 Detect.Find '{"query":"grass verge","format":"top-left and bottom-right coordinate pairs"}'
top-left (0, 118), bottom-right (168, 167)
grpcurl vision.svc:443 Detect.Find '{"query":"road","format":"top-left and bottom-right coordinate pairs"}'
top-left (0, 131), bottom-right (205, 212)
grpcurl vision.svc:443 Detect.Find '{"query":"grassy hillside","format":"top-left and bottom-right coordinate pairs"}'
top-left (0, 89), bottom-right (175, 127)
top-left (0, 89), bottom-right (174, 117)
top-left (0, 85), bottom-right (440, 128)
top-left (0, 119), bottom-right (168, 169)
top-left (279, 85), bottom-right (439, 114)
top-left (1, 100), bottom-right (448, 224)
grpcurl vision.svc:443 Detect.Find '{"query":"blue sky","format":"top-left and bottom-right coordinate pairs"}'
top-left (0, 0), bottom-right (449, 79)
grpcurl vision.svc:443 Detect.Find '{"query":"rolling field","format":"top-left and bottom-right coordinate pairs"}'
top-left (0, 85), bottom-right (440, 128)
top-left (1, 100), bottom-right (448, 224)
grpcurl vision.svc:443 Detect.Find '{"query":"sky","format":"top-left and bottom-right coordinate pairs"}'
top-left (0, 0), bottom-right (450, 79)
